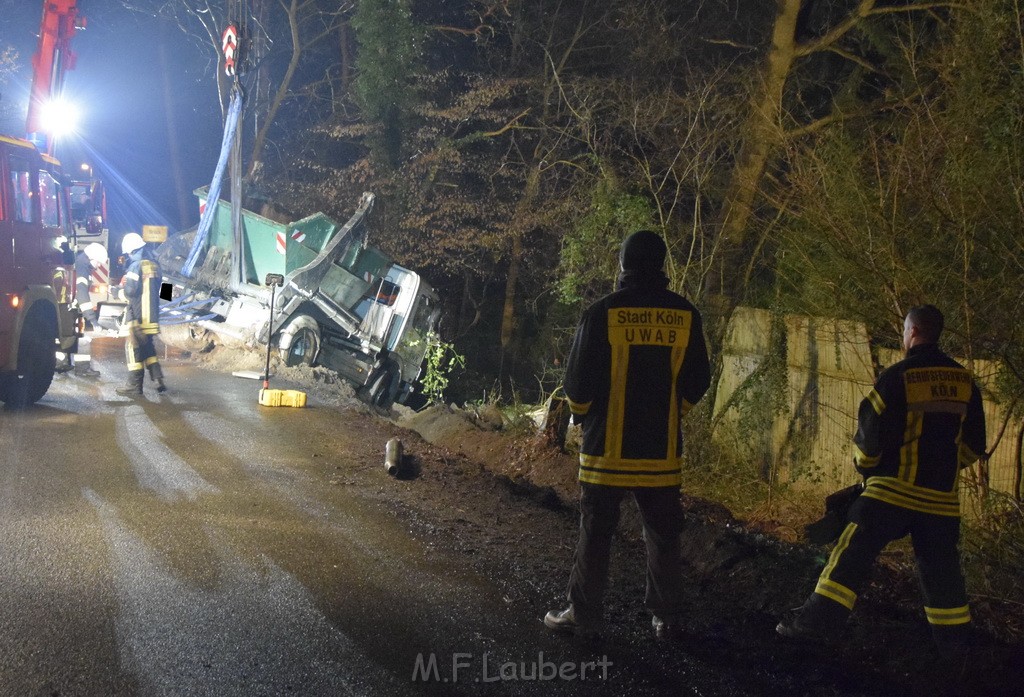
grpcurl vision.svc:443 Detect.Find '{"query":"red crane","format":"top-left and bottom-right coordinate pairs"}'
top-left (25, 0), bottom-right (85, 156)
top-left (24, 1), bottom-right (106, 239)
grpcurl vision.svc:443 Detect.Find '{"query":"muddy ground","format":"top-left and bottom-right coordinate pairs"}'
top-left (175, 340), bottom-right (1024, 695)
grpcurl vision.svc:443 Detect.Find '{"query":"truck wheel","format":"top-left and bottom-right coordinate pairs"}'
top-left (185, 325), bottom-right (215, 353)
top-left (0, 310), bottom-right (57, 408)
top-left (366, 358), bottom-right (400, 411)
top-left (279, 316), bottom-right (321, 367)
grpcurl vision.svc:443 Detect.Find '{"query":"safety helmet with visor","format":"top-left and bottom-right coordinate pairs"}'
top-left (121, 232), bottom-right (145, 255)
top-left (83, 242), bottom-right (107, 265)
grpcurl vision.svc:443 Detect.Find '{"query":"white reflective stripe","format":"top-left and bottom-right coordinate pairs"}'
top-left (124, 271), bottom-right (140, 281)
top-left (56, 352), bottom-right (67, 361)
top-left (80, 301), bottom-right (95, 311)
top-left (72, 354), bottom-right (91, 363)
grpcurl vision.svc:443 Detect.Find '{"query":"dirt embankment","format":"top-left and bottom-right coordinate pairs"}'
top-left (177, 344), bottom-right (1024, 695)
top-left (396, 403), bottom-right (1024, 694)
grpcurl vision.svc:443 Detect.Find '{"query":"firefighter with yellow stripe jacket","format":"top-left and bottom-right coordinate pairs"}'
top-left (777, 304), bottom-right (986, 647)
top-left (544, 230), bottom-right (711, 641)
top-left (116, 232), bottom-right (167, 396)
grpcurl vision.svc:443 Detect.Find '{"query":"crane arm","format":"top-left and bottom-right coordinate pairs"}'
top-left (26, 0), bottom-right (82, 155)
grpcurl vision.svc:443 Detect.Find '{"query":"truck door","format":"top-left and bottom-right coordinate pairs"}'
top-left (0, 145), bottom-right (13, 279)
top-left (0, 144), bottom-right (14, 365)
top-left (7, 152), bottom-right (44, 274)
top-left (4, 152), bottom-right (55, 276)
top-left (37, 166), bottom-right (73, 303)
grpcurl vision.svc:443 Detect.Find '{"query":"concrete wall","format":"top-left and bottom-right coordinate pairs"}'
top-left (713, 308), bottom-right (1021, 500)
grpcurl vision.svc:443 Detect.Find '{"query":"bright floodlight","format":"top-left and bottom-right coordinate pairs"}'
top-left (40, 98), bottom-right (80, 138)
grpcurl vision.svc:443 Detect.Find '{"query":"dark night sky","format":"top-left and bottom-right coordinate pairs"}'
top-left (1, 1), bottom-right (223, 236)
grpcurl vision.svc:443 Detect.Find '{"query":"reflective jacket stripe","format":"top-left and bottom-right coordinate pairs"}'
top-left (861, 476), bottom-right (960, 517)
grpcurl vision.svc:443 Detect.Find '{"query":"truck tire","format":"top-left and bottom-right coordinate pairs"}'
top-left (184, 325), bottom-right (215, 353)
top-left (0, 309), bottom-right (57, 409)
top-left (365, 358), bottom-right (400, 411)
top-left (279, 316), bottom-right (320, 367)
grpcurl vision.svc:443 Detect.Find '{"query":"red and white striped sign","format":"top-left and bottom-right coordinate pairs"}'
top-left (91, 261), bottom-right (109, 287)
top-left (277, 229), bottom-right (306, 255)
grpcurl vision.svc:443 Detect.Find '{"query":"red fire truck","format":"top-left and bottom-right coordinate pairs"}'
top-left (0, 1), bottom-right (91, 407)
top-left (0, 135), bottom-right (79, 406)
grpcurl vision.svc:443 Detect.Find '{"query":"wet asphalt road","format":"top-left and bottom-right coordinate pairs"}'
top-left (1, 337), bottom-right (716, 697)
top-left (1, 337), bottom-right (424, 695)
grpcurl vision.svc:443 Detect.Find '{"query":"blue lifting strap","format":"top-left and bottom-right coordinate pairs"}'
top-left (181, 86), bottom-right (245, 277)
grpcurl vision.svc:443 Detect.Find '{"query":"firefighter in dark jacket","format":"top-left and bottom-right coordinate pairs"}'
top-left (545, 230), bottom-right (711, 641)
top-left (116, 232), bottom-right (167, 396)
top-left (778, 304), bottom-right (986, 647)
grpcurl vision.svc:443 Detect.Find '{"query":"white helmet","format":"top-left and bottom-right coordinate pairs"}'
top-left (121, 232), bottom-right (145, 255)
top-left (83, 242), bottom-right (107, 264)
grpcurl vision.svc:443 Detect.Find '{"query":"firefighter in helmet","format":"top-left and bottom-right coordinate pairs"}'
top-left (75, 242), bottom-right (106, 329)
top-left (56, 242), bottom-right (106, 377)
top-left (116, 232), bottom-right (167, 396)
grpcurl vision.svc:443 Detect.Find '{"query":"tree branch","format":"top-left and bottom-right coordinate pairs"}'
top-left (479, 109), bottom-right (532, 138)
top-left (797, 1), bottom-right (972, 58)
top-left (784, 91), bottom-right (923, 139)
top-left (795, 0), bottom-right (875, 58)
top-left (826, 46), bottom-right (883, 74)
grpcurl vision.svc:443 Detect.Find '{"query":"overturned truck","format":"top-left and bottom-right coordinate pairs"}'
top-left (158, 191), bottom-right (440, 409)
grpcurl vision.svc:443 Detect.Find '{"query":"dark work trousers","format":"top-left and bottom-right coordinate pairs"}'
top-left (76, 279), bottom-right (98, 325)
top-left (798, 496), bottom-right (970, 638)
top-left (567, 483), bottom-right (685, 623)
top-left (125, 324), bottom-right (159, 372)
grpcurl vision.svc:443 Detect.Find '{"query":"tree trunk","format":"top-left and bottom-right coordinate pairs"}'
top-left (498, 165), bottom-right (540, 377)
top-left (339, 20), bottom-right (352, 103)
top-left (247, 0), bottom-right (303, 179)
top-left (714, 0), bottom-right (802, 305)
top-left (1015, 420), bottom-right (1023, 502)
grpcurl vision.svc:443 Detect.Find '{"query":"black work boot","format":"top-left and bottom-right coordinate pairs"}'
top-left (75, 361), bottom-right (101, 378)
top-left (543, 605), bottom-right (602, 640)
top-left (116, 370), bottom-right (145, 396)
top-left (776, 612), bottom-right (834, 643)
top-left (148, 363), bottom-right (167, 393)
top-left (652, 615), bottom-right (685, 642)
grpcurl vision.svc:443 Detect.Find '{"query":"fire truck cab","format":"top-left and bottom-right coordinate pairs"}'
top-left (0, 134), bottom-right (79, 407)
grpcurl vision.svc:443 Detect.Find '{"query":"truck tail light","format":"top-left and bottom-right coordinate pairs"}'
top-left (10, 295), bottom-right (19, 309)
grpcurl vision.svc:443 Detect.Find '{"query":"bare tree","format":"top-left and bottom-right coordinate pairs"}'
top-left (713, 0), bottom-right (969, 313)
top-left (121, 0), bottom-right (348, 180)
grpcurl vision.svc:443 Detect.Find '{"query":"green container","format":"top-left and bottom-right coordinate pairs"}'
top-left (194, 188), bottom-right (392, 311)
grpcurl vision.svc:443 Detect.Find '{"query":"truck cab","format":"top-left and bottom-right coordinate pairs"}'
top-left (158, 190), bottom-right (442, 409)
top-left (0, 135), bottom-right (78, 406)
